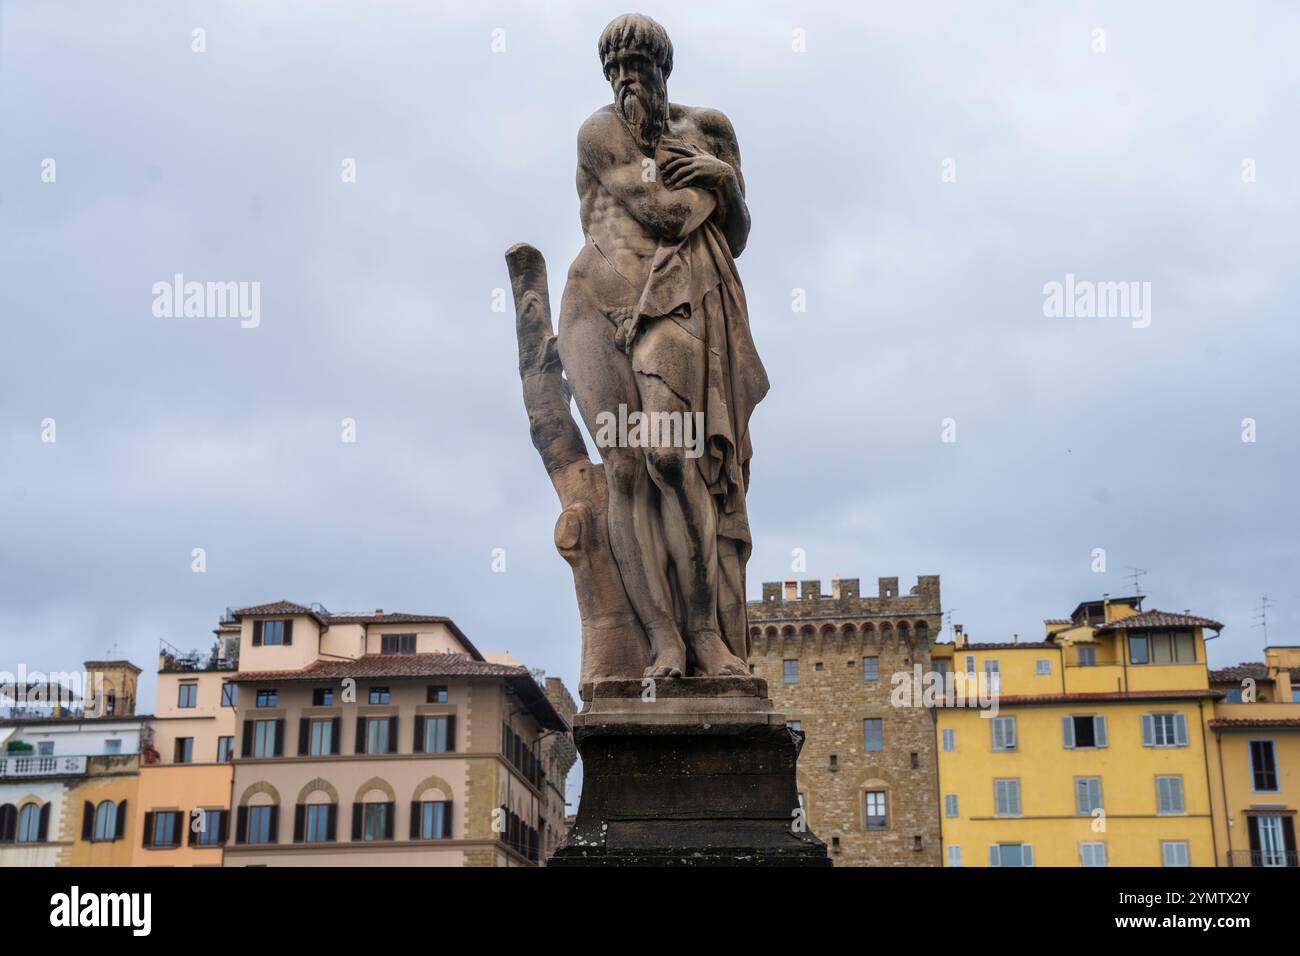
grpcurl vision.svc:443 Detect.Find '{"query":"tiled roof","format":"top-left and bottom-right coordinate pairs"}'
top-left (958, 641), bottom-right (1055, 650)
top-left (1209, 718), bottom-right (1300, 729)
top-left (227, 601), bottom-right (485, 660)
top-left (1043, 619), bottom-right (1071, 626)
top-left (937, 689), bottom-right (1221, 707)
top-left (1095, 609), bottom-right (1223, 631)
top-left (231, 600), bottom-right (319, 618)
top-left (234, 653), bottom-right (522, 682)
top-left (325, 612), bottom-right (456, 625)
top-left (1209, 662), bottom-right (1269, 683)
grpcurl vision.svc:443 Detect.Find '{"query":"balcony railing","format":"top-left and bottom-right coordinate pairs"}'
top-left (0, 754), bottom-right (87, 777)
top-left (1227, 850), bottom-right (1299, 867)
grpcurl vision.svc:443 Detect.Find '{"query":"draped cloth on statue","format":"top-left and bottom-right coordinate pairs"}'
top-left (627, 219), bottom-right (769, 661)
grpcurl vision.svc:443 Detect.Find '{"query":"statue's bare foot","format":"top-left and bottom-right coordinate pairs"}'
top-left (689, 629), bottom-right (749, 676)
top-left (643, 623), bottom-right (686, 678)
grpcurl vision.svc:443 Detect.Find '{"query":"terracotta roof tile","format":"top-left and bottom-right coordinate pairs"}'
top-left (1209, 718), bottom-right (1300, 729)
top-left (234, 653), bottom-right (523, 682)
top-left (938, 689), bottom-right (1220, 707)
top-left (958, 641), bottom-right (1055, 650)
top-left (1209, 662), bottom-right (1269, 683)
top-left (1095, 609), bottom-right (1223, 631)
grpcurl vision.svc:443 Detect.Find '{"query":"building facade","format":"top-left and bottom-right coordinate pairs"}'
top-left (934, 597), bottom-right (1222, 867)
top-left (748, 575), bottom-right (943, 866)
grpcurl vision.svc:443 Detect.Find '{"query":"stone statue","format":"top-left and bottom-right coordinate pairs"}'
top-left (506, 13), bottom-right (768, 689)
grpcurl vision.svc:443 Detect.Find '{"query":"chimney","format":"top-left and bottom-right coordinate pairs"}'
top-left (1013, 633), bottom-right (1019, 644)
top-left (374, 608), bottom-right (384, 618)
top-left (954, 624), bottom-right (965, 648)
top-left (831, 575), bottom-right (841, 599)
top-left (783, 579), bottom-right (797, 601)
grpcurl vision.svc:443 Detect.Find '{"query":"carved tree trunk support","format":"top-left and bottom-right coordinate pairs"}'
top-left (505, 243), bottom-right (650, 691)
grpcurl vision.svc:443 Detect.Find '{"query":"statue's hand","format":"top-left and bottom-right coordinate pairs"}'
top-left (661, 142), bottom-right (734, 191)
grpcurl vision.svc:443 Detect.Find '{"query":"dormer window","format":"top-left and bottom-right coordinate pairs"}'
top-left (256, 689), bottom-right (278, 708)
top-left (381, 633), bottom-right (416, 654)
top-left (253, 620), bottom-right (293, 646)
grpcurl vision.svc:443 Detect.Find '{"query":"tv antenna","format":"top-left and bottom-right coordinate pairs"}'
top-left (942, 608), bottom-right (957, 639)
top-left (1124, 566), bottom-right (1147, 598)
top-left (1253, 595), bottom-right (1275, 646)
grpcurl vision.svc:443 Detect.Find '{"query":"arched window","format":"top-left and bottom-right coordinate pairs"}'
top-left (17, 803), bottom-right (42, 843)
top-left (94, 800), bottom-right (117, 841)
top-left (0, 803), bottom-right (16, 842)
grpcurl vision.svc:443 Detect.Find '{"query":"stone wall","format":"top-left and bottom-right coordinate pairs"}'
top-left (748, 576), bottom-right (942, 866)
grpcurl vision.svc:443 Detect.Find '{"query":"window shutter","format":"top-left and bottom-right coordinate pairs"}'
top-left (1157, 778), bottom-right (1168, 813)
top-left (38, 803), bottom-right (50, 841)
top-left (992, 720), bottom-right (1002, 750)
top-left (441, 802), bottom-right (453, 838)
top-left (326, 804), bottom-right (337, 842)
top-left (1141, 714), bottom-right (1154, 746)
top-left (0, 804), bottom-right (15, 842)
top-left (187, 811), bottom-right (196, 846)
top-left (293, 804), bottom-right (305, 843)
top-left (356, 717), bottom-right (367, 754)
top-left (115, 800), bottom-right (127, 840)
top-left (267, 805), bottom-right (280, 843)
top-left (283, 619), bottom-right (293, 645)
top-left (1023, 844), bottom-right (1034, 866)
top-left (242, 720), bottom-right (254, 757)
top-left (142, 811), bottom-right (155, 847)
top-left (1281, 816), bottom-right (1296, 856)
top-left (298, 719), bottom-right (310, 756)
top-left (446, 715), bottom-right (457, 752)
top-left (384, 801), bottom-right (395, 840)
top-left (1075, 780), bottom-right (1087, 815)
top-left (988, 845), bottom-right (999, 866)
top-left (218, 810), bottom-right (229, 845)
top-left (1094, 715), bottom-right (1108, 748)
top-left (82, 801), bottom-right (93, 840)
top-left (1062, 717), bottom-right (1074, 749)
top-left (414, 715), bottom-right (426, 753)
top-left (410, 801), bottom-right (422, 839)
top-left (1007, 718), bottom-right (1015, 749)
top-left (235, 806), bottom-right (248, 844)
top-left (253, 620), bottom-right (263, 646)
top-left (1174, 713), bottom-right (1188, 746)
top-left (274, 719), bottom-right (285, 757)
top-left (1246, 816), bottom-right (1261, 855)
top-left (351, 803), bottom-right (363, 840)
top-left (330, 717), bottom-right (341, 755)
top-left (387, 716), bottom-right (399, 754)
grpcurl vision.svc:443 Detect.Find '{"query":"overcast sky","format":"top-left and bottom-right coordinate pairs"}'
top-left (3, 0), bottom-right (1297, 778)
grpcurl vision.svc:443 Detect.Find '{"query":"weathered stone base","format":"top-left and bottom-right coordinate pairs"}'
top-left (550, 677), bottom-right (830, 867)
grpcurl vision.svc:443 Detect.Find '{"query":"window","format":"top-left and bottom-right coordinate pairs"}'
top-left (37, 741), bottom-right (53, 756)
top-left (368, 687), bottom-right (391, 705)
top-left (828, 753), bottom-right (838, 771)
top-left (418, 801), bottom-right (452, 840)
top-left (1080, 841), bottom-right (1108, 867)
top-left (106, 691), bottom-right (116, 715)
top-left (786, 720), bottom-right (802, 732)
top-left (195, 809), bottom-right (225, 846)
top-left (174, 737), bottom-right (194, 764)
top-left (933, 659), bottom-right (949, 677)
top-left (1251, 814), bottom-right (1292, 867)
top-left (151, 810), bottom-right (179, 847)
top-left (1293, 688), bottom-right (1300, 704)
top-left (312, 687), bottom-right (334, 706)
top-left (367, 718), bottom-right (390, 754)
top-left (864, 791), bottom-right (887, 829)
top-left (941, 728), bottom-right (955, 752)
top-left (994, 779), bottom-right (1021, 817)
top-left (1129, 635), bottom-right (1148, 664)
top-left (423, 716), bottom-right (452, 753)
top-left (990, 843), bottom-right (1033, 867)
top-left (863, 718), bottom-right (883, 752)
top-left (363, 802), bottom-right (388, 841)
top-left (305, 804), bottom-right (331, 843)
top-left (216, 736), bottom-right (234, 762)
top-left (104, 739), bottom-right (122, 755)
top-left (1142, 712), bottom-right (1188, 748)
top-left (944, 794), bottom-right (959, 818)
top-left (309, 719), bottom-right (334, 756)
top-left (17, 803), bottom-right (43, 843)
top-left (1035, 659), bottom-right (1051, 675)
top-left (178, 682), bottom-right (198, 708)
top-left (381, 633), bottom-right (416, 654)
top-left (1076, 645), bottom-right (1096, 667)
top-left (426, 685), bottom-right (448, 704)
top-left (782, 660), bottom-right (798, 684)
top-left (1226, 687), bottom-right (1243, 703)
top-left (991, 716), bottom-right (1017, 751)
top-left (1161, 840), bottom-right (1190, 867)
top-left (1250, 740), bottom-right (1278, 792)
top-left (1063, 714), bottom-right (1107, 749)
top-left (947, 844), bottom-right (962, 866)
top-left (261, 620), bottom-right (285, 646)
top-left (964, 655), bottom-right (976, 676)
top-left (1075, 777), bottom-right (1103, 814)
top-left (256, 689), bottom-right (277, 708)
top-left (220, 683), bottom-right (237, 707)
top-left (863, 657), bottom-right (879, 681)
top-left (247, 806), bottom-right (274, 844)
top-left (983, 660), bottom-right (1000, 693)
top-left (93, 801), bottom-right (117, 841)
top-left (1156, 775), bottom-right (1185, 814)
top-left (253, 719), bottom-right (278, 758)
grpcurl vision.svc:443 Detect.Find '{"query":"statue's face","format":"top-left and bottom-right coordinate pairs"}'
top-left (603, 48), bottom-right (662, 108)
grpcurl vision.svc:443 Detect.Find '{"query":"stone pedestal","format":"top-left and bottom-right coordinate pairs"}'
top-left (549, 676), bottom-right (830, 867)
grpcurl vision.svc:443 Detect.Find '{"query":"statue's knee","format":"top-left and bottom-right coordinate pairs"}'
top-left (646, 447), bottom-right (686, 487)
top-left (605, 453), bottom-right (642, 497)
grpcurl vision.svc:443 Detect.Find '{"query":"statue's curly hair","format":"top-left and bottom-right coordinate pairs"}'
top-left (598, 13), bottom-right (673, 79)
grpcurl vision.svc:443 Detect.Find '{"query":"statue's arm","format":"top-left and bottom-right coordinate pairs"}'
top-left (697, 109), bottom-right (750, 258)
top-left (578, 113), bottom-right (715, 241)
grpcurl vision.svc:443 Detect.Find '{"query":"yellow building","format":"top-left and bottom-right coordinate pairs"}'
top-left (1207, 646), bottom-right (1300, 867)
top-left (934, 597), bottom-right (1222, 867)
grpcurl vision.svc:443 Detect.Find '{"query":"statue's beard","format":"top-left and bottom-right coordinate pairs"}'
top-left (616, 84), bottom-right (667, 152)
